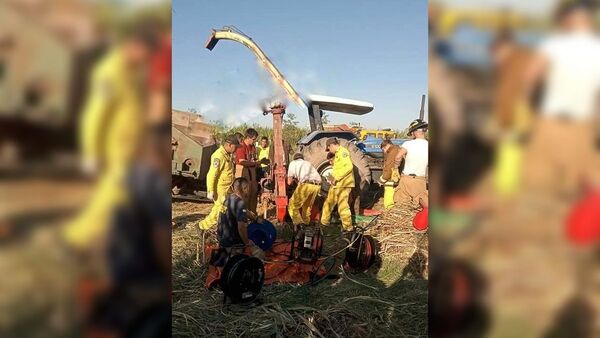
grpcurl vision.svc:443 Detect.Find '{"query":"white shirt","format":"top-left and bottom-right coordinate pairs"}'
top-left (538, 32), bottom-right (600, 120)
top-left (401, 138), bottom-right (428, 176)
top-left (287, 159), bottom-right (322, 184)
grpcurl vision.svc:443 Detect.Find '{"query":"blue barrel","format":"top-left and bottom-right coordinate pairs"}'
top-left (247, 220), bottom-right (277, 251)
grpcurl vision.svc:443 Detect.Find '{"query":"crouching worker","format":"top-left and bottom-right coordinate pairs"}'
top-left (205, 177), bottom-right (263, 289)
top-left (217, 177), bottom-right (264, 260)
top-left (287, 153), bottom-right (322, 225)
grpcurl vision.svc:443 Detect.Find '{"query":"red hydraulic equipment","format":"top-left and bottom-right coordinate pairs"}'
top-left (262, 104), bottom-right (288, 222)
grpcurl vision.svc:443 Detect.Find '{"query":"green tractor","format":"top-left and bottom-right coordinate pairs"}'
top-left (171, 109), bottom-right (218, 200)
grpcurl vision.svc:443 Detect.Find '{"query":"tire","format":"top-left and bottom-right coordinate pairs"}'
top-left (301, 138), bottom-right (371, 213)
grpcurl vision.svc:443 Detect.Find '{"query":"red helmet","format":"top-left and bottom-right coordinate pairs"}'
top-left (413, 208), bottom-right (428, 231)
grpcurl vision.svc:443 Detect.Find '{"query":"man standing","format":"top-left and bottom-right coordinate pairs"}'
top-left (198, 135), bottom-right (239, 230)
top-left (395, 120), bottom-right (429, 209)
top-left (256, 136), bottom-right (270, 180)
top-left (379, 139), bottom-right (402, 210)
top-left (287, 153), bottom-right (322, 225)
top-left (489, 31), bottom-right (534, 198)
top-left (523, 2), bottom-right (600, 195)
top-left (63, 28), bottom-right (158, 248)
top-left (235, 128), bottom-right (266, 213)
top-left (321, 138), bottom-right (355, 231)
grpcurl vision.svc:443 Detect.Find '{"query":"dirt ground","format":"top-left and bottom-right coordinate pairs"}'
top-left (172, 196), bottom-right (429, 337)
top-left (0, 177), bottom-right (91, 336)
top-left (440, 169), bottom-right (600, 338)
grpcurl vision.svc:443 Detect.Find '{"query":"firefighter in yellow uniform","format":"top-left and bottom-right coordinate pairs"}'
top-left (256, 136), bottom-right (270, 180)
top-left (198, 135), bottom-right (239, 230)
top-left (321, 138), bottom-right (355, 231)
top-left (287, 153), bottom-right (322, 225)
top-left (63, 33), bottom-right (156, 249)
top-left (378, 139), bottom-right (401, 210)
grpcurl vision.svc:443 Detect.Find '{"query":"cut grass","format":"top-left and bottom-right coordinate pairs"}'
top-left (172, 202), bottom-right (428, 337)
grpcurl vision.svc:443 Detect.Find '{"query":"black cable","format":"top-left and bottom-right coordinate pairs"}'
top-left (308, 256), bottom-right (338, 286)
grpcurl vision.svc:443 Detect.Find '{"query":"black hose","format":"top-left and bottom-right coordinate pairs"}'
top-left (308, 256), bottom-right (338, 286)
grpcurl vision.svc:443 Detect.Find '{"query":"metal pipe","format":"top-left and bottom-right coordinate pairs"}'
top-left (206, 28), bottom-right (307, 109)
top-left (419, 94), bottom-right (426, 120)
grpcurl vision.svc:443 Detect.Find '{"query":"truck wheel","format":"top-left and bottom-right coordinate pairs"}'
top-left (301, 138), bottom-right (372, 214)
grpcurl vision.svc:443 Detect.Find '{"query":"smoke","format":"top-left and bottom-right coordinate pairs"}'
top-left (199, 102), bottom-right (216, 115)
top-left (224, 103), bottom-right (264, 126)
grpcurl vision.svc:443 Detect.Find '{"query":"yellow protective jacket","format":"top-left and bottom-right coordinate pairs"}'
top-left (257, 145), bottom-right (270, 168)
top-left (332, 146), bottom-right (355, 188)
top-left (80, 49), bottom-right (143, 168)
top-left (206, 146), bottom-right (234, 194)
top-left (64, 48), bottom-right (143, 249)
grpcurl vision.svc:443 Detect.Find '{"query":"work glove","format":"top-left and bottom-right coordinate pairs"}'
top-left (198, 221), bottom-right (212, 231)
top-left (207, 191), bottom-right (215, 201)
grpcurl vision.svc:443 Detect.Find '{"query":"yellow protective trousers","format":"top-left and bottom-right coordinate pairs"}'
top-left (320, 187), bottom-right (353, 231)
top-left (383, 184), bottom-right (396, 210)
top-left (382, 168), bottom-right (399, 210)
top-left (494, 137), bottom-right (523, 198)
top-left (63, 166), bottom-right (126, 249)
top-left (199, 185), bottom-right (231, 230)
top-left (288, 183), bottom-right (320, 225)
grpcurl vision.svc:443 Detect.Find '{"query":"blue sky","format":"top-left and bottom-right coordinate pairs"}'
top-left (172, 0), bottom-right (428, 130)
top-left (436, 0), bottom-right (557, 15)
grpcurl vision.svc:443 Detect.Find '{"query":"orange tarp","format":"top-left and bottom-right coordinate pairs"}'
top-left (205, 241), bottom-right (328, 289)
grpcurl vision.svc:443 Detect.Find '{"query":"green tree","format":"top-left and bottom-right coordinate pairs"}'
top-left (209, 118), bottom-right (309, 153)
top-left (283, 113), bottom-right (299, 127)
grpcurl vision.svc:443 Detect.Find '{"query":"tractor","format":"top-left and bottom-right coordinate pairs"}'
top-left (205, 26), bottom-right (397, 216)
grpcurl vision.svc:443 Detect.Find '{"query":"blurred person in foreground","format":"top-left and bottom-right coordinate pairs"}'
top-left (489, 31), bottom-right (535, 198)
top-left (378, 139), bottom-right (402, 210)
top-left (148, 27), bottom-right (172, 126)
top-left (84, 123), bottom-right (172, 337)
top-left (523, 1), bottom-right (600, 198)
top-left (198, 135), bottom-right (239, 230)
top-left (62, 25), bottom-right (159, 249)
